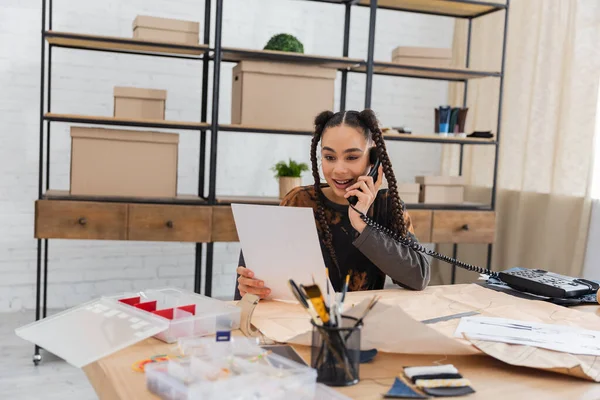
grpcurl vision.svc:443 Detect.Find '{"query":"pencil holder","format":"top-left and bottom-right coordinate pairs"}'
top-left (310, 315), bottom-right (361, 387)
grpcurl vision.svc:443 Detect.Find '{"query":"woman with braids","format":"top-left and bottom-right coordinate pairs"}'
top-left (234, 109), bottom-right (430, 300)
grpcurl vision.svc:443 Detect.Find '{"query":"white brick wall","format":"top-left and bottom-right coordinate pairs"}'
top-left (0, 0), bottom-right (453, 312)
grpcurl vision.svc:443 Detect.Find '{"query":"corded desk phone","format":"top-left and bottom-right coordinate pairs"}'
top-left (496, 269), bottom-right (598, 299)
top-left (348, 149), bottom-right (598, 301)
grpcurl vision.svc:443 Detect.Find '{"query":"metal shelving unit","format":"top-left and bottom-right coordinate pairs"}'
top-left (204, 0), bottom-right (509, 292)
top-left (33, 0), bottom-right (509, 364)
top-left (34, 0), bottom-right (213, 365)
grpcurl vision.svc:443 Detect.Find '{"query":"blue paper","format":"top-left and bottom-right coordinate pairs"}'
top-left (384, 377), bottom-right (429, 398)
top-left (360, 348), bottom-right (378, 363)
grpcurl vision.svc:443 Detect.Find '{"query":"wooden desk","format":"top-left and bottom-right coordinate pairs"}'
top-left (83, 292), bottom-right (600, 400)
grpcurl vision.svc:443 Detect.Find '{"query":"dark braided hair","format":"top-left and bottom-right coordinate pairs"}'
top-left (310, 109), bottom-right (409, 277)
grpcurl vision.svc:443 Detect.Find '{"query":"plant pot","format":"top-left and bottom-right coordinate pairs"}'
top-left (279, 177), bottom-right (301, 199)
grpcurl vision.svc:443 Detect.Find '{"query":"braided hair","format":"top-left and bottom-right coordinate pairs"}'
top-left (311, 109), bottom-right (408, 276)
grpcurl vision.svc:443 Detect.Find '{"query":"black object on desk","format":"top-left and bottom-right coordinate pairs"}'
top-left (485, 267), bottom-right (599, 306)
top-left (310, 315), bottom-right (361, 386)
top-left (497, 269), bottom-right (598, 298)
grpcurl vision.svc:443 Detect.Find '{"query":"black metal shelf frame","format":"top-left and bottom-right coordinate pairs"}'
top-left (34, 0), bottom-right (509, 364)
top-left (205, 0), bottom-right (509, 289)
top-left (34, 0), bottom-right (213, 365)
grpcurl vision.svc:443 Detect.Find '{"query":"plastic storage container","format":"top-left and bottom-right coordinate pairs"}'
top-left (15, 287), bottom-right (241, 368)
top-left (145, 339), bottom-right (317, 400)
top-left (111, 288), bottom-right (241, 343)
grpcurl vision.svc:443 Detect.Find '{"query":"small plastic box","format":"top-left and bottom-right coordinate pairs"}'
top-left (15, 288), bottom-right (239, 368)
top-left (145, 342), bottom-right (317, 400)
top-left (112, 288), bottom-right (241, 343)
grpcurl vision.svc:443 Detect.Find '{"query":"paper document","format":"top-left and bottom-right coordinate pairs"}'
top-left (231, 203), bottom-right (331, 302)
top-left (342, 298), bottom-right (479, 355)
top-left (455, 316), bottom-right (600, 356)
top-left (252, 295), bottom-right (479, 355)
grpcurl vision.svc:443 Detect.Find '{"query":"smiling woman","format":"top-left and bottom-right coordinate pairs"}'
top-left (234, 109), bottom-right (431, 300)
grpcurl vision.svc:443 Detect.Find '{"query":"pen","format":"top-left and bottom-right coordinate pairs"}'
top-left (325, 268), bottom-right (335, 326)
top-left (337, 274), bottom-right (350, 325)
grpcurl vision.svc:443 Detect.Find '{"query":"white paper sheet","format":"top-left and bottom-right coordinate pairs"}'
top-left (231, 203), bottom-right (331, 302)
top-left (455, 316), bottom-right (600, 356)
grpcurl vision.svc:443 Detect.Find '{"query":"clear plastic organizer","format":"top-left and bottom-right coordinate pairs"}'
top-left (145, 338), bottom-right (317, 400)
top-left (109, 287), bottom-right (241, 343)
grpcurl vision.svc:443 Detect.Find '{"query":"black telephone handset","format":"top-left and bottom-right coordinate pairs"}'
top-left (348, 147), bottom-right (381, 206)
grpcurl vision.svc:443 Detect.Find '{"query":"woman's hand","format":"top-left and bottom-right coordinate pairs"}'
top-left (345, 164), bottom-right (384, 233)
top-left (237, 266), bottom-right (271, 299)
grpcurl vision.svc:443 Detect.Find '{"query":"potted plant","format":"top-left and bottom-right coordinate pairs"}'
top-left (271, 159), bottom-right (309, 199)
top-left (264, 33), bottom-right (304, 53)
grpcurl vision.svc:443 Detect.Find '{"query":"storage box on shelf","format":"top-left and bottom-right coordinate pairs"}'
top-left (416, 175), bottom-right (466, 204)
top-left (231, 61), bottom-right (336, 130)
top-left (133, 15), bottom-right (200, 45)
top-left (70, 127), bottom-right (178, 198)
top-left (114, 87), bottom-right (167, 120)
top-left (392, 46), bottom-right (452, 67)
top-left (398, 183), bottom-right (420, 204)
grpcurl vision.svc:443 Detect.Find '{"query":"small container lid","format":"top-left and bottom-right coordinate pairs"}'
top-left (233, 60), bottom-right (337, 79)
top-left (133, 15), bottom-right (200, 34)
top-left (15, 298), bottom-right (169, 368)
top-left (70, 127), bottom-right (179, 144)
top-left (415, 175), bottom-right (466, 186)
top-left (392, 46), bottom-right (452, 59)
top-left (114, 86), bottom-right (167, 100)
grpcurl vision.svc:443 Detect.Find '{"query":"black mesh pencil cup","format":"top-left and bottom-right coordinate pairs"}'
top-left (310, 315), bottom-right (362, 386)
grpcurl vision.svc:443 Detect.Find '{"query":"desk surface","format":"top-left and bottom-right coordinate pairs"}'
top-left (83, 288), bottom-right (600, 400)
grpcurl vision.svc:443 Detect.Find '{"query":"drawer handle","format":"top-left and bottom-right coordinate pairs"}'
top-left (460, 224), bottom-right (470, 231)
top-left (166, 220), bottom-right (174, 229)
top-left (78, 217), bottom-right (87, 226)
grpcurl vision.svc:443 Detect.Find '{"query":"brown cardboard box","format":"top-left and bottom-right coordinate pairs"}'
top-left (114, 87), bottom-right (167, 120)
top-left (420, 185), bottom-right (464, 204)
top-left (398, 183), bottom-right (420, 204)
top-left (415, 175), bottom-right (466, 186)
top-left (70, 127), bottom-right (178, 198)
top-left (231, 61), bottom-right (337, 130)
top-left (133, 15), bottom-right (199, 45)
top-left (392, 46), bottom-right (452, 67)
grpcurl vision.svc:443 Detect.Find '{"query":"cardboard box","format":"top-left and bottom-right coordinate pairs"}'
top-left (420, 185), bottom-right (464, 204)
top-left (133, 15), bottom-right (199, 45)
top-left (398, 183), bottom-right (420, 204)
top-left (114, 87), bottom-right (167, 120)
top-left (392, 46), bottom-right (452, 67)
top-left (231, 61), bottom-right (337, 130)
top-left (70, 127), bottom-right (178, 198)
top-left (415, 175), bottom-right (466, 186)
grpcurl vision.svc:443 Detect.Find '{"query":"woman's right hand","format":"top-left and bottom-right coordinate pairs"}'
top-left (237, 266), bottom-right (271, 299)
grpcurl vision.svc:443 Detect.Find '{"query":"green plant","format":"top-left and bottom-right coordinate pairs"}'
top-left (271, 159), bottom-right (309, 178)
top-left (264, 33), bottom-right (304, 53)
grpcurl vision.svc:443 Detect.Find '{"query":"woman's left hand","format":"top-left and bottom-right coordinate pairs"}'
top-left (345, 164), bottom-right (384, 233)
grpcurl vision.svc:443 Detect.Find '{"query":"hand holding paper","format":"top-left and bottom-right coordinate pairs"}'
top-left (231, 203), bottom-right (332, 302)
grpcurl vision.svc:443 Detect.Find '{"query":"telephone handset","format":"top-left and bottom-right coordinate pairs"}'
top-left (348, 147), bottom-right (382, 206)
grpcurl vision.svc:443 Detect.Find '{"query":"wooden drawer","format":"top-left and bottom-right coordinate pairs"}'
top-left (212, 206), bottom-right (238, 242)
top-left (406, 210), bottom-right (432, 242)
top-left (431, 211), bottom-right (495, 243)
top-left (128, 204), bottom-right (211, 242)
top-left (35, 200), bottom-right (127, 240)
